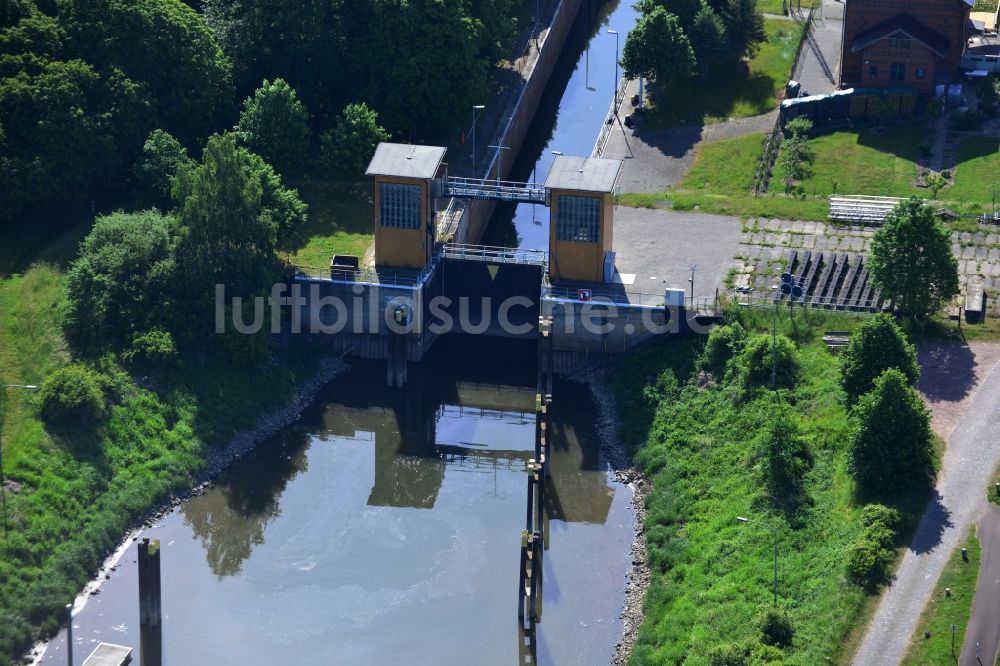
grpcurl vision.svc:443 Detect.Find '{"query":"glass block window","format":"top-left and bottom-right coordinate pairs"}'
top-left (379, 182), bottom-right (421, 229)
top-left (555, 195), bottom-right (600, 243)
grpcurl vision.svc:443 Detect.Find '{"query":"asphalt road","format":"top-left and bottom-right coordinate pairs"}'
top-left (852, 353), bottom-right (1000, 666)
top-left (961, 504), bottom-right (1000, 666)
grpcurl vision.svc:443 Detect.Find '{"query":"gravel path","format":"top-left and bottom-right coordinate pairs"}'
top-left (852, 346), bottom-right (1000, 665)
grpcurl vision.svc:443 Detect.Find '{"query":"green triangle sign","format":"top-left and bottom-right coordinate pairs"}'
top-left (487, 264), bottom-right (499, 281)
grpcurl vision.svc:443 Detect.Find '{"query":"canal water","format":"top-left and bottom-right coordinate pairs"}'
top-left (41, 338), bottom-right (633, 665)
top-left (483, 0), bottom-right (639, 251)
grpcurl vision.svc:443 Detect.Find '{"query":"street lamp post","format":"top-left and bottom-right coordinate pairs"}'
top-left (1, 384), bottom-right (38, 536)
top-left (607, 29), bottom-right (620, 114)
top-left (737, 516), bottom-right (779, 606)
top-left (471, 104), bottom-right (485, 175)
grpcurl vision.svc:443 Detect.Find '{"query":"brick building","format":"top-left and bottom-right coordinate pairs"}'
top-left (840, 0), bottom-right (974, 94)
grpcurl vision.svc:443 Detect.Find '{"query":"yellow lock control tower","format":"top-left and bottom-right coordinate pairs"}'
top-left (366, 143), bottom-right (447, 269)
top-left (543, 155), bottom-right (622, 283)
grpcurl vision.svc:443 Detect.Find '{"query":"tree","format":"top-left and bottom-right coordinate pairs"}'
top-left (620, 7), bottom-right (696, 85)
top-left (722, 0), bottom-right (766, 60)
top-left (779, 135), bottom-right (806, 192)
top-left (65, 210), bottom-right (177, 349)
top-left (847, 368), bottom-right (935, 498)
top-left (59, 0), bottom-right (233, 144)
top-left (136, 129), bottom-right (194, 206)
top-left (320, 102), bottom-right (391, 178)
top-left (925, 172), bottom-right (948, 199)
top-left (38, 363), bottom-right (106, 426)
top-left (687, 4), bottom-right (727, 78)
top-left (868, 197), bottom-right (959, 317)
top-left (635, 0), bottom-right (703, 29)
top-left (989, 180), bottom-right (1000, 213)
top-left (737, 333), bottom-right (799, 391)
top-left (839, 313), bottom-right (919, 405)
top-left (234, 78), bottom-right (310, 176)
top-left (172, 133), bottom-right (305, 303)
top-left (751, 405), bottom-right (812, 507)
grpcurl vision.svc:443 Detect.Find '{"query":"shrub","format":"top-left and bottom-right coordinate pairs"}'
top-left (839, 312), bottom-right (918, 405)
top-left (122, 329), bottom-right (178, 371)
top-left (38, 364), bottom-right (106, 425)
top-left (737, 333), bottom-right (799, 391)
top-left (844, 503), bottom-right (900, 586)
top-left (751, 405), bottom-right (812, 507)
top-left (643, 367), bottom-right (680, 406)
top-left (760, 609), bottom-right (794, 648)
top-left (702, 321), bottom-right (747, 376)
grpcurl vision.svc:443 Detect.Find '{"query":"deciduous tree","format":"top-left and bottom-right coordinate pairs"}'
top-left (234, 78), bottom-right (310, 176)
top-left (320, 102), bottom-right (391, 178)
top-left (868, 197), bottom-right (959, 317)
top-left (620, 7), bottom-right (696, 85)
top-left (840, 313), bottom-right (919, 405)
top-left (847, 368), bottom-right (935, 498)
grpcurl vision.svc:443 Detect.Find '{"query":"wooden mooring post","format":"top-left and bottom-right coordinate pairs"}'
top-left (138, 537), bottom-right (163, 666)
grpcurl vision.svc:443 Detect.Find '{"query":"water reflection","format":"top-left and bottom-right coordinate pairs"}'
top-left (182, 431), bottom-right (310, 577)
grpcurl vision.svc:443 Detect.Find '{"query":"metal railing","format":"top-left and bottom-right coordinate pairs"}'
top-left (541, 285), bottom-right (716, 311)
top-left (293, 258), bottom-right (438, 288)
top-left (732, 291), bottom-right (882, 313)
top-left (444, 176), bottom-right (547, 204)
top-left (592, 74), bottom-right (632, 158)
top-left (439, 243), bottom-right (548, 266)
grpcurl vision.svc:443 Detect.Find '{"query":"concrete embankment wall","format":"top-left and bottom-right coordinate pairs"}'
top-left (449, 0), bottom-right (595, 244)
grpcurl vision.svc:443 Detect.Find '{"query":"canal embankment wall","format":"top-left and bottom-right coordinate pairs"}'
top-left (441, 0), bottom-right (596, 244)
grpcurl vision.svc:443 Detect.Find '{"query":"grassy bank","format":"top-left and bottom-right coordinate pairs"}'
top-left (621, 120), bottom-right (998, 222)
top-left (641, 19), bottom-right (804, 128)
top-left (0, 227), bottom-right (328, 661)
top-left (614, 309), bottom-right (924, 664)
top-left (903, 531), bottom-right (981, 665)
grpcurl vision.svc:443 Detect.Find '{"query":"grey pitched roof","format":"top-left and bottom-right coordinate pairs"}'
top-left (543, 155), bottom-right (623, 193)
top-left (850, 13), bottom-right (950, 57)
top-left (365, 143), bottom-right (447, 180)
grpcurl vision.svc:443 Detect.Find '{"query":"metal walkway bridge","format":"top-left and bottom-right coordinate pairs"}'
top-left (438, 243), bottom-right (547, 267)
top-left (444, 176), bottom-right (546, 204)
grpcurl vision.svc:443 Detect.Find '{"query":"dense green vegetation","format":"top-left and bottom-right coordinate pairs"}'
top-left (903, 531), bottom-right (980, 665)
top-left (640, 18), bottom-right (802, 127)
top-left (1, 0), bottom-right (522, 230)
top-left (614, 308), bottom-right (935, 664)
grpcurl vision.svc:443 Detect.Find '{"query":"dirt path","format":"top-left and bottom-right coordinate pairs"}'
top-left (961, 504), bottom-right (1000, 666)
top-left (851, 342), bottom-right (1000, 666)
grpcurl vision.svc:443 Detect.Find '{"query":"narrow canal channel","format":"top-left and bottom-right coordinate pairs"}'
top-left (41, 339), bottom-right (633, 665)
top-left (483, 0), bottom-right (639, 250)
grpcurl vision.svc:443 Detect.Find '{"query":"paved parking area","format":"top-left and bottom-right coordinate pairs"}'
top-left (612, 207), bottom-right (744, 303)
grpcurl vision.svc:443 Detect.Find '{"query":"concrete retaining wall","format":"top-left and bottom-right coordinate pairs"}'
top-left (448, 0), bottom-right (591, 244)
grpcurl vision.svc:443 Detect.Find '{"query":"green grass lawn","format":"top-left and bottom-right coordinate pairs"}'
top-left (614, 310), bottom-right (890, 664)
top-left (620, 119), bottom-right (999, 223)
top-left (280, 179), bottom-right (374, 271)
top-left (641, 18), bottom-right (804, 128)
top-left (946, 138), bottom-right (1000, 207)
top-left (757, 0), bottom-right (816, 14)
top-left (619, 133), bottom-right (832, 221)
top-left (772, 123), bottom-right (926, 198)
top-left (902, 531), bottom-right (981, 665)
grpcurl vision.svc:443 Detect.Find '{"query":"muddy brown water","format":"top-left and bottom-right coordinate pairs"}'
top-left (40, 338), bottom-right (633, 665)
